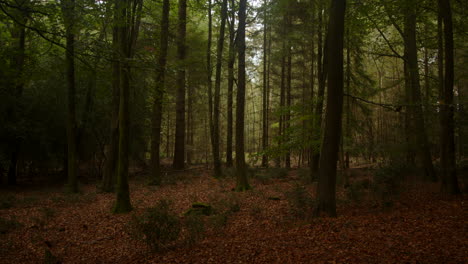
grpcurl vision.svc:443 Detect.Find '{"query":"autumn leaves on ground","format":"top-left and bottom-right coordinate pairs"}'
top-left (1, 167), bottom-right (467, 264)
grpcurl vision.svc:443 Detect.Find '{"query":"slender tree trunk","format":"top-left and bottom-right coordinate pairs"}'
top-left (226, 0), bottom-right (236, 167)
top-left (438, 0), bottom-right (460, 194)
top-left (61, 0), bottom-right (78, 193)
top-left (235, 0), bottom-right (250, 191)
top-left (149, 0), bottom-right (170, 185)
top-left (7, 11), bottom-right (27, 186)
top-left (261, 0), bottom-right (269, 168)
top-left (404, 1), bottom-right (436, 182)
top-left (285, 40), bottom-right (292, 168)
top-left (113, 0), bottom-right (142, 213)
top-left (315, 0), bottom-right (346, 217)
top-left (173, 0), bottom-right (187, 169)
top-left (101, 17), bottom-right (120, 192)
top-left (311, 2), bottom-right (328, 174)
top-left (211, 0), bottom-right (228, 177)
top-left (207, 0), bottom-right (215, 170)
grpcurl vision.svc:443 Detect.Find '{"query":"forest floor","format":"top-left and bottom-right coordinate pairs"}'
top-left (0, 167), bottom-right (467, 264)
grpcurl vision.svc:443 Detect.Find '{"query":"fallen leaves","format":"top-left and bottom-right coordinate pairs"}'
top-left (0, 169), bottom-right (466, 263)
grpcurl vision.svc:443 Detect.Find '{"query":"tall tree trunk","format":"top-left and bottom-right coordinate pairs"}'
top-left (207, 0), bottom-right (215, 170)
top-left (285, 40), bottom-right (292, 168)
top-left (311, 2), bottom-right (328, 175)
top-left (261, 0), bottom-right (269, 168)
top-left (150, 0), bottom-right (170, 185)
top-left (438, 0), bottom-right (460, 194)
top-left (403, 1), bottom-right (436, 182)
top-left (113, 0), bottom-right (142, 213)
top-left (226, 0), bottom-right (236, 168)
top-left (211, 0), bottom-right (228, 177)
top-left (102, 20), bottom-right (120, 192)
top-left (315, 0), bottom-right (346, 217)
top-left (235, 0), bottom-right (250, 191)
top-left (173, 0), bottom-right (187, 169)
top-left (7, 9), bottom-right (27, 186)
top-left (61, 0), bottom-right (78, 193)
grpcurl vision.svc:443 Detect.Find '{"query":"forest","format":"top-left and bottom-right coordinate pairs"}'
top-left (0, 0), bottom-right (467, 262)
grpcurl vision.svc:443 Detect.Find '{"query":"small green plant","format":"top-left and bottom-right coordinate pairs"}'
top-left (182, 214), bottom-right (205, 245)
top-left (128, 200), bottom-right (181, 252)
top-left (346, 182), bottom-right (364, 202)
top-left (0, 195), bottom-right (15, 209)
top-left (297, 168), bottom-right (315, 184)
top-left (371, 164), bottom-right (405, 208)
top-left (0, 216), bottom-right (22, 234)
top-left (286, 184), bottom-right (315, 219)
top-left (43, 249), bottom-right (59, 264)
top-left (221, 167), bottom-right (237, 178)
top-left (40, 207), bottom-right (56, 220)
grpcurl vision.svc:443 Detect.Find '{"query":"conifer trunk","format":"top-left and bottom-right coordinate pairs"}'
top-left (316, 0), bottom-right (345, 217)
top-left (438, 0), bottom-right (460, 194)
top-left (173, 0), bottom-right (187, 169)
top-left (235, 0), bottom-right (250, 191)
top-left (150, 0), bottom-right (170, 185)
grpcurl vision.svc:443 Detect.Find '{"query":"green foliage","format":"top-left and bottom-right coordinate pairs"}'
top-left (0, 194), bottom-right (15, 209)
top-left (371, 164), bottom-right (406, 208)
top-left (184, 203), bottom-right (213, 216)
top-left (43, 249), bottom-right (59, 264)
top-left (128, 200), bottom-right (181, 252)
top-left (251, 168), bottom-right (288, 184)
top-left (285, 184), bottom-right (315, 219)
top-left (0, 216), bottom-right (22, 234)
top-left (345, 179), bottom-right (370, 202)
top-left (182, 214), bottom-right (205, 245)
top-left (297, 167), bottom-right (315, 184)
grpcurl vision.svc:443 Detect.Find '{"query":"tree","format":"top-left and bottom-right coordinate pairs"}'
top-left (173, 0), bottom-right (187, 170)
top-left (235, 0), bottom-right (250, 191)
top-left (60, 0), bottom-right (78, 193)
top-left (402, 0), bottom-right (436, 182)
top-left (5, 0), bottom-right (27, 186)
top-left (113, 0), bottom-right (142, 213)
top-left (311, 0), bottom-right (328, 175)
top-left (315, 0), bottom-right (346, 217)
top-left (101, 21), bottom-right (120, 192)
top-left (261, 0), bottom-right (269, 168)
top-left (211, 0), bottom-right (229, 177)
top-left (150, 0), bottom-right (170, 185)
top-left (438, 0), bottom-right (460, 194)
top-left (226, 0), bottom-right (236, 168)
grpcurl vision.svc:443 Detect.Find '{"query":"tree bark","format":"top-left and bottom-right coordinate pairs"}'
top-left (150, 0), bottom-right (170, 185)
top-left (211, 0), bottom-right (228, 177)
top-left (403, 1), bottom-right (436, 182)
top-left (7, 8), bottom-right (27, 186)
top-left (311, 2), bottom-right (328, 175)
top-left (261, 0), bottom-right (269, 168)
top-left (173, 0), bottom-right (187, 169)
top-left (438, 0), bottom-right (460, 194)
top-left (235, 0), bottom-right (250, 191)
top-left (226, 0), bottom-right (236, 168)
top-left (61, 0), bottom-right (78, 193)
top-left (113, 0), bottom-right (142, 213)
top-left (315, 0), bottom-right (346, 217)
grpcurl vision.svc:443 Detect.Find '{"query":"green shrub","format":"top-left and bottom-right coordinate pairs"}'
top-left (0, 216), bottom-right (22, 234)
top-left (297, 168), bottom-right (315, 184)
top-left (182, 214), bottom-right (205, 245)
top-left (128, 200), bottom-right (181, 251)
top-left (0, 195), bottom-right (15, 209)
top-left (43, 249), bottom-right (59, 264)
top-left (371, 164), bottom-right (405, 208)
top-left (286, 184), bottom-right (315, 219)
top-left (221, 167), bottom-right (237, 178)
